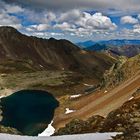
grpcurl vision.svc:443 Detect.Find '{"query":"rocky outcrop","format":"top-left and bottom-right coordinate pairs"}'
top-left (0, 125), bottom-right (21, 135)
top-left (133, 88), bottom-right (140, 98)
top-left (101, 54), bottom-right (140, 88)
top-left (107, 95), bottom-right (140, 140)
top-left (54, 115), bottom-right (105, 135)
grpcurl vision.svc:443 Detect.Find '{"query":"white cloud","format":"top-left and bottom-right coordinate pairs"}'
top-left (54, 22), bottom-right (76, 32)
top-left (47, 12), bottom-right (56, 21)
top-left (50, 32), bottom-right (64, 36)
top-left (133, 24), bottom-right (140, 33)
top-left (0, 11), bottom-right (22, 29)
top-left (55, 11), bottom-right (117, 37)
top-left (28, 31), bottom-right (64, 39)
top-left (26, 24), bottom-right (49, 32)
top-left (3, 0), bottom-right (140, 16)
top-left (138, 14), bottom-right (140, 20)
top-left (2, 0), bottom-right (140, 41)
top-left (85, 13), bottom-right (117, 30)
top-left (0, 1), bottom-right (23, 29)
top-left (55, 22), bottom-right (70, 29)
top-left (121, 16), bottom-right (138, 24)
top-left (59, 9), bottom-right (81, 22)
top-left (5, 4), bottom-right (24, 13)
top-left (36, 24), bottom-right (49, 31)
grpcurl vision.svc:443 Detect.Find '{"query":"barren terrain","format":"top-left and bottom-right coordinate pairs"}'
top-left (54, 71), bottom-right (140, 129)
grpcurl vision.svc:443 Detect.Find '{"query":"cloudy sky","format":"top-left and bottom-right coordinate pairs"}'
top-left (1, 0), bottom-right (140, 42)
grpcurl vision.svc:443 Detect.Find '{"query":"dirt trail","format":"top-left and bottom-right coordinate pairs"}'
top-left (54, 72), bottom-right (140, 129)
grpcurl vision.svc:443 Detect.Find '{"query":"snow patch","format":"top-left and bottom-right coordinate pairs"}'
top-left (128, 96), bottom-right (134, 101)
top-left (83, 83), bottom-right (93, 87)
top-left (38, 121), bottom-right (55, 137)
top-left (65, 108), bottom-right (76, 114)
top-left (0, 96), bottom-right (4, 99)
top-left (70, 94), bottom-right (81, 99)
top-left (39, 65), bottom-right (44, 68)
top-left (0, 132), bottom-right (122, 140)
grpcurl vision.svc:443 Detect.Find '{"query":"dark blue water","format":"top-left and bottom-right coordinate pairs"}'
top-left (0, 90), bottom-right (59, 136)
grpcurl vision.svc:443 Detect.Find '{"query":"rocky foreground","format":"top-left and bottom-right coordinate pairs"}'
top-left (55, 88), bottom-right (140, 140)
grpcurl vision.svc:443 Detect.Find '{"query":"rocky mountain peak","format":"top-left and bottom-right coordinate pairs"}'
top-left (0, 26), bottom-right (19, 35)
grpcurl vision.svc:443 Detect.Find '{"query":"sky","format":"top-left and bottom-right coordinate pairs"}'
top-left (1, 0), bottom-right (140, 42)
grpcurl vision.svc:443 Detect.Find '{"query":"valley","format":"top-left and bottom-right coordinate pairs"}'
top-left (0, 26), bottom-right (139, 139)
top-left (1, 0), bottom-right (140, 139)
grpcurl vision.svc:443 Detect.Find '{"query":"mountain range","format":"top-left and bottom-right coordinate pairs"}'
top-left (0, 26), bottom-right (115, 79)
top-left (77, 40), bottom-right (140, 58)
top-left (77, 39), bottom-right (140, 48)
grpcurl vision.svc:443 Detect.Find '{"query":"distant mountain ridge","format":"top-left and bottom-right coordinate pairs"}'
top-left (76, 40), bottom-right (96, 48)
top-left (108, 45), bottom-right (140, 58)
top-left (77, 40), bottom-right (140, 58)
top-left (77, 39), bottom-right (140, 48)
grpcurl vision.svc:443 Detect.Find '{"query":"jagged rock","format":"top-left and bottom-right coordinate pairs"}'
top-left (54, 115), bottom-right (105, 135)
top-left (101, 54), bottom-right (140, 88)
top-left (55, 96), bottom-right (140, 140)
top-left (0, 125), bottom-right (22, 135)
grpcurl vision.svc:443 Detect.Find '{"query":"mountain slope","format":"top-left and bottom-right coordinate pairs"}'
top-left (85, 43), bottom-right (108, 51)
top-left (53, 71), bottom-right (140, 129)
top-left (78, 40), bottom-right (140, 58)
top-left (84, 44), bottom-right (140, 58)
top-left (76, 40), bottom-right (95, 48)
top-left (53, 54), bottom-right (140, 129)
top-left (107, 45), bottom-right (140, 58)
top-left (55, 87), bottom-right (140, 140)
top-left (0, 26), bottom-right (115, 79)
top-left (102, 54), bottom-right (140, 88)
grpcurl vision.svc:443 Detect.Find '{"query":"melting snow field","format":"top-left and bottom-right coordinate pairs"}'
top-left (38, 121), bottom-right (55, 136)
top-left (0, 132), bottom-right (121, 140)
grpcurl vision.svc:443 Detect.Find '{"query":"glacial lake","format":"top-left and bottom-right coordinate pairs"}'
top-left (0, 90), bottom-right (59, 136)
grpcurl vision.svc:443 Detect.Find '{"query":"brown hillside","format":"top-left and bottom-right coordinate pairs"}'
top-left (0, 26), bottom-right (115, 79)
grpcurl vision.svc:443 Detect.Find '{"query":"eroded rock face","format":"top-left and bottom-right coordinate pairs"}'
top-left (101, 54), bottom-right (140, 88)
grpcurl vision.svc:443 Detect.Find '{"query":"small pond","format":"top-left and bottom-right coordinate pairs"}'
top-left (0, 90), bottom-right (59, 136)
